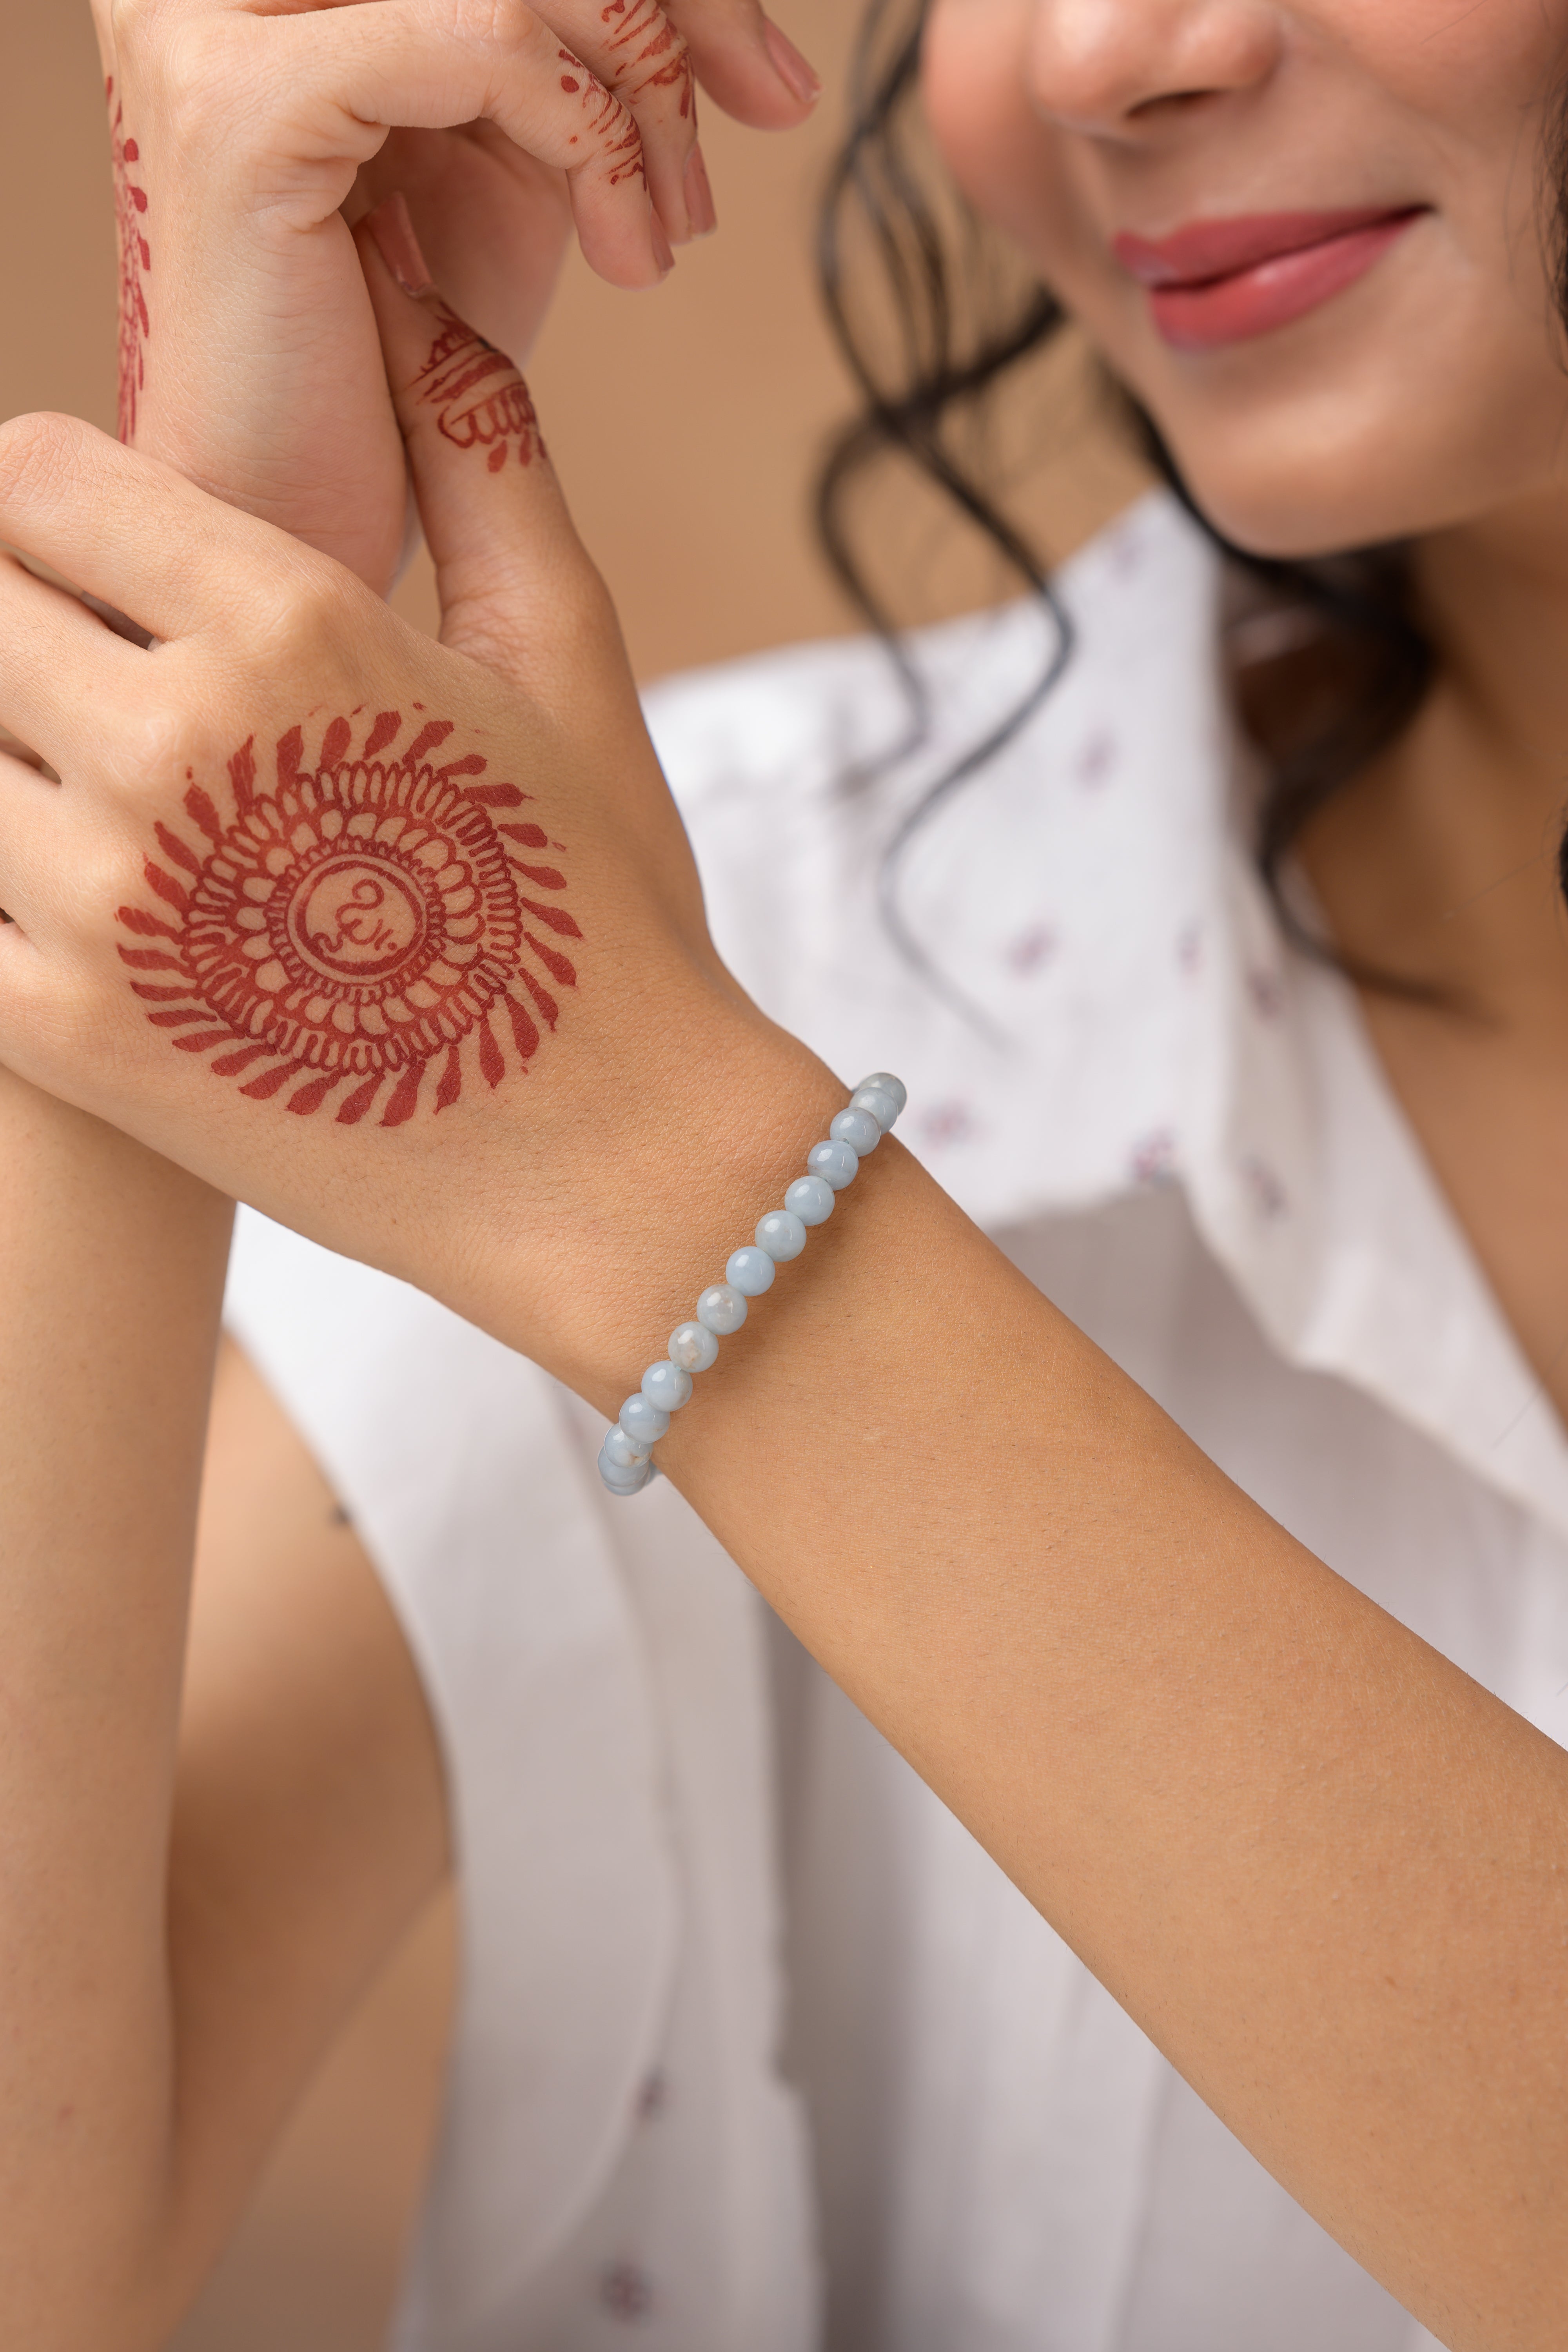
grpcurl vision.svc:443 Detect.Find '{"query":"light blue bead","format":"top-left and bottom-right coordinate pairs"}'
top-left (756, 1209), bottom-right (808, 1262)
top-left (669, 1320), bottom-right (720, 1374)
top-left (642, 1360), bottom-right (693, 1413)
top-left (697, 1282), bottom-right (748, 1336)
top-left (621, 1391), bottom-right (670, 1446)
top-left (808, 1138), bottom-right (859, 1191)
top-left (857, 1071), bottom-right (907, 1118)
top-left (727, 1246), bottom-right (776, 1296)
top-left (831, 1106), bottom-right (881, 1156)
top-left (850, 1084), bottom-right (899, 1133)
top-left (599, 1445), bottom-right (652, 1495)
top-left (604, 1424), bottom-right (651, 1469)
top-left (785, 1175), bottom-right (836, 1227)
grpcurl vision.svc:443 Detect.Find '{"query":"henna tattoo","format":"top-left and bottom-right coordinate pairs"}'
top-left (557, 47), bottom-right (646, 185)
top-left (414, 305), bottom-right (545, 473)
top-left (107, 79), bottom-right (150, 443)
top-left (117, 713), bottom-right (580, 1124)
top-left (599, 0), bottom-right (694, 120)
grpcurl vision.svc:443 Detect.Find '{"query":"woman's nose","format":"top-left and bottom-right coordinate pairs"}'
top-left (1029, 0), bottom-right (1283, 136)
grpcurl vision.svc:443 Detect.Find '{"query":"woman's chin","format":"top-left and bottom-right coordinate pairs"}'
top-left (1178, 484), bottom-right (1411, 563)
top-left (1161, 452), bottom-right (1481, 564)
top-left (1149, 392), bottom-right (1568, 564)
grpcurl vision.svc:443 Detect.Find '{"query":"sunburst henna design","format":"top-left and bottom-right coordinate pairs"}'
top-left (108, 78), bottom-right (150, 443)
top-left (415, 304), bottom-right (545, 474)
top-left (116, 713), bottom-right (580, 1125)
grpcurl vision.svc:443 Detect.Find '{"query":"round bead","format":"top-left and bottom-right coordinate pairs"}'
top-left (756, 1209), bottom-right (808, 1263)
top-left (850, 1084), bottom-right (900, 1133)
top-left (620, 1392), bottom-right (670, 1446)
top-left (599, 1445), bottom-right (653, 1495)
top-left (668, 1320), bottom-right (720, 1374)
top-left (641, 1360), bottom-right (693, 1414)
top-left (831, 1106), bottom-right (881, 1156)
top-left (726, 1246), bottom-right (776, 1296)
top-left (604, 1424), bottom-right (651, 1469)
top-left (697, 1282), bottom-right (748, 1336)
top-left (785, 1175), bottom-right (836, 1227)
top-left (807, 1138), bottom-right (859, 1191)
top-left (857, 1071), bottom-right (907, 1118)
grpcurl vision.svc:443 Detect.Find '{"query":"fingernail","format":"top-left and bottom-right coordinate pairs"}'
top-left (684, 145), bottom-right (718, 238)
top-left (650, 211), bottom-right (676, 276)
top-left (762, 18), bottom-right (822, 106)
top-left (366, 192), bottom-right (435, 298)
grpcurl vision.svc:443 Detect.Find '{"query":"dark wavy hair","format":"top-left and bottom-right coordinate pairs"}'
top-left (813, 0), bottom-right (1498, 1000)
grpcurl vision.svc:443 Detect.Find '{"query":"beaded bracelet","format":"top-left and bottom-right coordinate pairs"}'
top-left (597, 1073), bottom-right (907, 1495)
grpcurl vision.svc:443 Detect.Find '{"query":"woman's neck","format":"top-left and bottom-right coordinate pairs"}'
top-left (1307, 488), bottom-right (1568, 1012)
top-left (1299, 485), bottom-right (1568, 1416)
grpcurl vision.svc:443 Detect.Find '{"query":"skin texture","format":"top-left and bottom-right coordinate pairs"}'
top-left (92, 0), bottom-right (820, 587)
top-left (3, 4), bottom-right (1568, 2346)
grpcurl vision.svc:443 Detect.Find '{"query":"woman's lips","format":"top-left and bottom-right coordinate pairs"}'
top-left (1112, 208), bottom-right (1426, 352)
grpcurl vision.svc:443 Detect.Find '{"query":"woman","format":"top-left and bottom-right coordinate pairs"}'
top-left (0, 2), bottom-right (1564, 2348)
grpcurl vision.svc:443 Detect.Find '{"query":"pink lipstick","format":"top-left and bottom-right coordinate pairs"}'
top-left (1113, 207), bottom-right (1426, 351)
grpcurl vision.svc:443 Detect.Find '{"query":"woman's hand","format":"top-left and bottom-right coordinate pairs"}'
top-left (91, 0), bottom-right (821, 591)
top-left (0, 224), bottom-right (834, 1394)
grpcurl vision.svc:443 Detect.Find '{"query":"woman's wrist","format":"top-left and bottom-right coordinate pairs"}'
top-left (597, 1070), bottom-right (907, 1492)
top-left (466, 996), bottom-right (849, 1411)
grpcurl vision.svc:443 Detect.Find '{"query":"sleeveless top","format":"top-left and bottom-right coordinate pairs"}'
top-left (228, 492), bottom-right (1567, 2350)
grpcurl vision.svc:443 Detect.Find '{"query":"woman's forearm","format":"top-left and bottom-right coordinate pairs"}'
top-left (549, 1024), bottom-right (1566, 2352)
top-left (0, 1067), bottom-right (231, 2343)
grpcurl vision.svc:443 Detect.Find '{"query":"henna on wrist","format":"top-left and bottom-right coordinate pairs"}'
top-left (116, 711), bottom-right (580, 1125)
top-left (107, 79), bottom-right (150, 445)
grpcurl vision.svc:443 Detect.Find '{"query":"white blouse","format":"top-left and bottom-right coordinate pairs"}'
top-left (227, 491), bottom-right (1563, 2351)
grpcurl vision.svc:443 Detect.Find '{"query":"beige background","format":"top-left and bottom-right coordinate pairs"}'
top-left (1, 5), bottom-right (1144, 2345)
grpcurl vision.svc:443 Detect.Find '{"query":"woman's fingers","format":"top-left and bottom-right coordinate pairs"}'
top-left (361, 203), bottom-right (713, 944)
top-left (0, 747), bottom-right (76, 946)
top-left (352, 123), bottom-right (574, 372)
top-left (663, 0), bottom-right (821, 131)
top-left (0, 415), bottom-right (305, 651)
top-left (0, 552), bottom-right (149, 781)
top-left (258, 0), bottom-right (671, 288)
top-left (543, 0), bottom-right (700, 245)
top-left (360, 200), bottom-right (595, 686)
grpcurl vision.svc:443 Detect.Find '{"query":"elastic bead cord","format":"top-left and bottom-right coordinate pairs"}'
top-left (597, 1074), bottom-right (907, 1496)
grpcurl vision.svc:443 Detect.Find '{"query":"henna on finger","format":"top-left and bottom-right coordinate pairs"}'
top-left (556, 44), bottom-right (648, 191)
top-left (414, 303), bottom-right (547, 473)
top-left (595, 0), bottom-right (695, 123)
top-left (116, 710), bottom-right (580, 1125)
